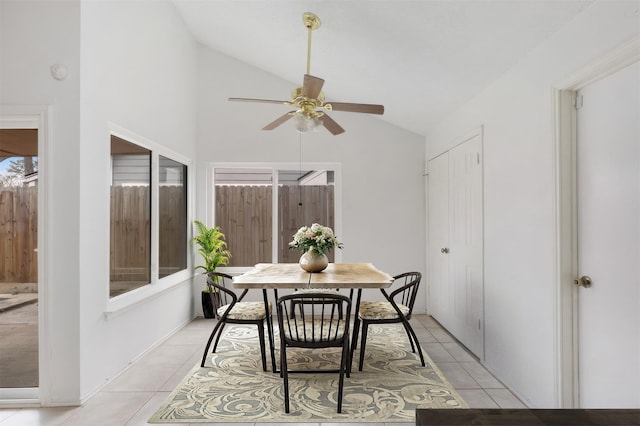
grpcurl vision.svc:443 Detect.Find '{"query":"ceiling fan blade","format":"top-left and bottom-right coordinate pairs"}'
top-left (262, 112), bottom-right (295, 130)
top-left (328, 102), bottom-right (384, 115)
top-left (302, 74), bottom-right (325, 99)
top-left (319, 114), bottom-right (345, 135)
top-left (229, 97), bottom-right (291, 105)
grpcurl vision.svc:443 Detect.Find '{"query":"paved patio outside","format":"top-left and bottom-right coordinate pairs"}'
top-left (0, 295), bottom-right (38, 388)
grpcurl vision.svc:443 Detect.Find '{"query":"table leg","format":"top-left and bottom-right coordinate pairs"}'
top-left (263, 289), bottom-right (277, 373)
top-left (349, 288), bottom-right (363, 375)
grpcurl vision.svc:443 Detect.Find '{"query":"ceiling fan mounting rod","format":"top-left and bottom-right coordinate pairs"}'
top-left (303, 12), bottom-right (320, 75)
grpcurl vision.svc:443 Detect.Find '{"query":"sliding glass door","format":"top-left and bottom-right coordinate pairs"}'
top-left (0, 127), bottom-right (39, 390)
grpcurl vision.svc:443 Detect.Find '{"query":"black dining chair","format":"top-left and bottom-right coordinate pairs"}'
top-left (288, 288), bottom-right (345, 319)
top-left (200, 272), bottom-right (271, 371)
top-left (355, 271), bottom-right (425, 371)
top-left (276, 292), bottom-right (352, 413)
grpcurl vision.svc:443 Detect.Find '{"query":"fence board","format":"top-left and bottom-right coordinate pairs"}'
top-left (159, 186), bottom-right (187, 278)
top-left (110, 185), bottom-right (151, 283)
top-left (0, 184), bottom-right (335, 284)
top-left (278, 185), bottom-right (335, 263)
top-left (0, 187), bottom-right (37, 283)
top-left (215, 185), bottom-right (335, 266)
top-left (215, 185), bottom-right (273, 267)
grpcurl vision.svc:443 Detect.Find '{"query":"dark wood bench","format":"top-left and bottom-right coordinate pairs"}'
top-left (416, 409), bottom-right (640, 425)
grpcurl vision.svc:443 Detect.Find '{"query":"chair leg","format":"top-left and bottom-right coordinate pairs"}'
top-left (358, 321), bottom-right (369, 371)
top-left (200, 320), bottom-right (224, 367)
top-left (349, 317), bottom-right (361, 375)
top-left (257, 321), bottom-right (267, 372)
top-left (400, 321), bottom-right (417, 353)
top-left (351, 317), bottom-right (361, 351)
top-left (211, 322), bottom-right (227, 352)
top-left (345, 334), bottom-right (351, 379)
top-left (281, 345), bottom-right (290, 413)
top-left (337, 339), bottom-right (349, 413)
top-left (402, 319), bottom-right (426, 367)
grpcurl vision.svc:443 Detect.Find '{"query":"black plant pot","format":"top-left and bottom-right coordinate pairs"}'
top-left (202, 291), bottom-right (220, 319)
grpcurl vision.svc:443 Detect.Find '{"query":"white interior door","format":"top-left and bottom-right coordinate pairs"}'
top-left (576, 61), bottom-right (640, 408)
top-left (427, 152), bottom-right (450, 327)
top-left (448, 135), bottom-right (483, 357)
top-left (427, 132), bottom-right (484, 358)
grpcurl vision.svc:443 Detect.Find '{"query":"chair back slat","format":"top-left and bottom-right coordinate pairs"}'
top-left (277, 293), bottom-right (351, 347)
top-left (206, 272), bottom-right (250, 319)
top-left (387, 272), bottom-right (422, 319)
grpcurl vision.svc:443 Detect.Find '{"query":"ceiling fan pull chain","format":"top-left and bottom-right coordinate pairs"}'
top-left (298, 132), bottom-right (303, 207)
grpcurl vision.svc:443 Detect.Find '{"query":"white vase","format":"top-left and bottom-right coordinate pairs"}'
top-left (299, 248), bottom-right (329, 273)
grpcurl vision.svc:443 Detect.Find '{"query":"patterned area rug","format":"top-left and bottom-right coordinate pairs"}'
top-left (149, 323), bottom-right (467, 423)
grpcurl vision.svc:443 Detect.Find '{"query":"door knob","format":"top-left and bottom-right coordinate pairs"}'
top-left (574, 276), bottom-right (592, 288)
top-left (441, 247), bottom-right (449, 254)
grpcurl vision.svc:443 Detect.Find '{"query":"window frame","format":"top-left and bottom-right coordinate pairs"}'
top-left (106, 124), bottom-right (193, 316)
top-left (208, 162), bottom-right (343, 274)
top-left (158, 155), bottom-right (188, 279)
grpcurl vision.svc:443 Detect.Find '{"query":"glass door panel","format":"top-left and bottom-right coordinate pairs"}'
top-left (278, 169), bottom-right (335, 263)
top-left (0, 129), bottom-right (38, 388)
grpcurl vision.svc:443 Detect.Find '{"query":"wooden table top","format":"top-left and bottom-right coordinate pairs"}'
top-left (233, 263), bottom-right (394, 289)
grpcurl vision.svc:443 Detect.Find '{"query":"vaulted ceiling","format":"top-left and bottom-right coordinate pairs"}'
top-left (172, 0), bottom-right (592, 137)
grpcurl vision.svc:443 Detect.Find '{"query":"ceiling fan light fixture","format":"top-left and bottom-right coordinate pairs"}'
top-left (294, 114), bottom-right (320, 133)
top-left (228, 12), bottom-right (384, 135)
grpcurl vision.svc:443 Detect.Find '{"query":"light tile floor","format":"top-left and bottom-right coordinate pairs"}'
top-left (0, 314), bottom-right (525, 426)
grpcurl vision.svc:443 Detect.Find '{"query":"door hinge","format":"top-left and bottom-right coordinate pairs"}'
top-left (477, 153), bottom-right (480, 165)
top-left (574, 94), bottom-right (584, 109)
top-left (478, 319), bottom-right (481, 330)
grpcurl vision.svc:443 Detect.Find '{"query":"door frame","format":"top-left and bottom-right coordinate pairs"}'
top-left (553, 37), bottom-right (640, 408)
top-left (0, 105), bottom-right (51, 405)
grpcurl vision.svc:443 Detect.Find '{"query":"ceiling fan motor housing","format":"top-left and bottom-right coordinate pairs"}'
top-left (291, 87), bottom-right (327, 118)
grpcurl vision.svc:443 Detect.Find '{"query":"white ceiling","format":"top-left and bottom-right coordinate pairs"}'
top-left (172, 0), bottom-right (593, 137)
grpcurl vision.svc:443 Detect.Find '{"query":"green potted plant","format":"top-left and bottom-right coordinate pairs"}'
top-left (192, 220), bottom-right (231, 318)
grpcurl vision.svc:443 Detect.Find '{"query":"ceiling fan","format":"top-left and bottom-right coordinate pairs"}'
top-left (228, 12), bottom-right (384, 135)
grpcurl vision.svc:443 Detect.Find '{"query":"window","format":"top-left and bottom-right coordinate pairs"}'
top-left (277, 169), bottom-right (335, 263)
top-left (159, 156), bottom-right (187, 278)
top-left (110, 134), bottom-right (189, 299)
top-left (213, 164), bottom-right (339, 267)
top-left (110, 136), bottom-right (151, 297)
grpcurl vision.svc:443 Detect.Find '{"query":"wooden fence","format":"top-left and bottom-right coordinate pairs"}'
top-left (216, 185), bottom-right (335, 266)
top-left (0, 184), bottom-right (331, 284)
top-left (110, 186), bottom-right (187, 282)
top-left (0, 187), bottom-right (37, 283)
top-left (159, 187), bottom-right (187, 278)
top-left (110, 186), bottom-right (151, 283)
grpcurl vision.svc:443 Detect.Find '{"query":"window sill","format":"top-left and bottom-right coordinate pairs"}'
top-left (104, 270), bottom-right (191, 320)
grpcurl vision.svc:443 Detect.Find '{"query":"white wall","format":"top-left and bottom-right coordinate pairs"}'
top-left (78, 1), bottom-right (197, 400)
top-left (424, 1), bottom-right (640, 408)
top-left (1, 0), bottom-right (424, 405)
top-left (0, 0), bottom-right (82, 405)
top-left (195, 47), bottom-right (427, 312)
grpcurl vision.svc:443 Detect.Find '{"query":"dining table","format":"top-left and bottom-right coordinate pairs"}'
top-left (233, 262), bottom-right (394, 373)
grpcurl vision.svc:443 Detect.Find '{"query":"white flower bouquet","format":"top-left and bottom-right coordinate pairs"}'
top-left (289, 223), bottom-right (343, 255)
